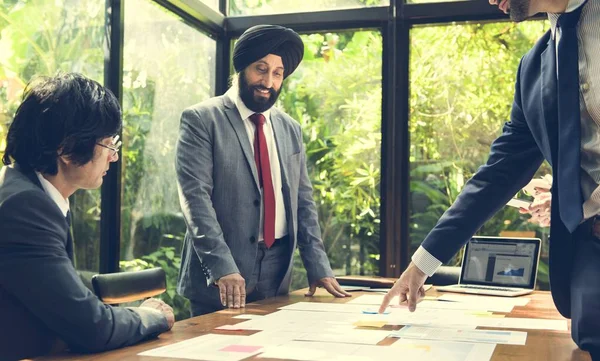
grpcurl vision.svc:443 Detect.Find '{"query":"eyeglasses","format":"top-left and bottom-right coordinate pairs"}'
top-left (96, 135), bottom-right (122, 157)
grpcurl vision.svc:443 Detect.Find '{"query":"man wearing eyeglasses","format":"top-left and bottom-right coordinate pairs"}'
top-left (0, 73), bottom-right (174, 360)
top-left (176, 25), bottom-right (351, 316)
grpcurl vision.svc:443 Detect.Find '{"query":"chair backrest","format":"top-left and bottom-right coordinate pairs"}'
top-left (425, 266), bottom-right (460, 286)
top-left (335, 275), bottom-right (395, 288)
top-left (92, 268), bottom-right (166, 304)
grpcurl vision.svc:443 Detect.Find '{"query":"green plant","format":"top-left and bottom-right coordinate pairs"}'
top-left (279, 31), bottom-right (383, 288)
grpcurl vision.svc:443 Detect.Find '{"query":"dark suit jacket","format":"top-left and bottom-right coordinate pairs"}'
top-left (420, 31), bottom-right (574, 318)
top-left (0, 165), bottom-right (169, 360)
top-left (176, 95), bottom-right (334, 307)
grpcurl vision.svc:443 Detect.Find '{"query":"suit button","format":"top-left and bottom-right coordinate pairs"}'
top-left (250, 236), bottom-right (256, 243)
top-left (254, 199), bottom-right (260, 207)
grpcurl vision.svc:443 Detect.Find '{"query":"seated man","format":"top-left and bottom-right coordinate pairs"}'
top-left (0, 73), bottom-right (174, 360)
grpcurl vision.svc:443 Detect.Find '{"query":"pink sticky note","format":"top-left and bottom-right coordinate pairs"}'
top-left (220, 345), bottom-right (263, 353)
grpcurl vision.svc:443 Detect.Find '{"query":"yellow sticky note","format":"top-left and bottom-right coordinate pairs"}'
top-left (353, 320), bottom-right (388, 328)
top-left (465, 311), bottom-right (493, 316)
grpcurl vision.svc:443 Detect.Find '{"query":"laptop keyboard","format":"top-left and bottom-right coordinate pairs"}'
top-left (458, 285), bottom-right (517, 292)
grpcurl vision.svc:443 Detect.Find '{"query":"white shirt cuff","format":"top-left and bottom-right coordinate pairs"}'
top-left (412, 246), bottom-right (442, 277)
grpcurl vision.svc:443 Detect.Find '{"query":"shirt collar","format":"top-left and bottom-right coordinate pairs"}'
top-left (548, 0), bottom-right (587, 38)
top-left (226, 86), bottom-right (272, 123)
top-left (36, 172), bottom-right (70, 217)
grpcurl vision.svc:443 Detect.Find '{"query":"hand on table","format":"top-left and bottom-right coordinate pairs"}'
top-left (216, 273), bottom-right (246, 308)
top-left (140, 298), bottom-right (175, 329)
top-left (305, 277), bottom-right (352, 298)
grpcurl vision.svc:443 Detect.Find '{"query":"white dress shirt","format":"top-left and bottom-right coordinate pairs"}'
top-left (548, 0), bottom-right (600, 220)
top-left (226, 87), bottom-right (288, 241)
top-left (414, 0), bottom-right (600, 277)
top-left (36, 172), bottom-right (70, 217)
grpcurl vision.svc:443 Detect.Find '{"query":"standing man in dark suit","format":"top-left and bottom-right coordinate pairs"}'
top-left (380, 0), bottom-right (600, 357)
top-left (0, 73), bottom-right (174, 360)
top-left (176, 25), bottom-right (350, 316)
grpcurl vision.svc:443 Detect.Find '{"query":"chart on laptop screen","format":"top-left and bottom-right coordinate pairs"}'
top-left (463, 240), bottom-right (537, 287)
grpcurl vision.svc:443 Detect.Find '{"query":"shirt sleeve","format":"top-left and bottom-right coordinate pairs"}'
top-left (411, 246), bottom-right (442, 277)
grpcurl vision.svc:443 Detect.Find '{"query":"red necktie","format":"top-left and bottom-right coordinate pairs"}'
top-left (250, 113), bottom-right (276, 248)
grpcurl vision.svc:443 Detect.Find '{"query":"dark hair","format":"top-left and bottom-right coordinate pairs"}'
top-left (2, 73), bottom-right (122, 174)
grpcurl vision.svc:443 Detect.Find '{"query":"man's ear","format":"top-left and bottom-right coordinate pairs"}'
top-left (57, 149), bottom-right (72, 166)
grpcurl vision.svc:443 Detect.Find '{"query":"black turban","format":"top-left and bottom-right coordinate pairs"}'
top-left (233, 25), bottom-right (304, 79)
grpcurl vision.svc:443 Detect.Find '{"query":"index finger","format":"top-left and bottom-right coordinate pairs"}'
top-left (219, 284), bottom-right (227, 306)
top-left (233, 286), bottom-right (241, 308)
top-left (379, 285), bottom-right (402, 313)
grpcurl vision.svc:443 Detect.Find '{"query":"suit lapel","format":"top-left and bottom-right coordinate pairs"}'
top-left (270, 109), bottom-right (290, 188)
top-left (222, 96), bottom-right (260, 192)
top-left (14, 164), bottom-right (75, 264)
top-left (541, 36), bottom-right (559, 167)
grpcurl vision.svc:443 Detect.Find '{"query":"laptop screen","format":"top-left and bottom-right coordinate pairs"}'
top-left (460, 236), bottom-right (541, 289)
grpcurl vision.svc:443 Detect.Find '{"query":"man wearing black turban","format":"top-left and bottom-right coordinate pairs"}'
top-left (176, 24), bottom-right (351, 316)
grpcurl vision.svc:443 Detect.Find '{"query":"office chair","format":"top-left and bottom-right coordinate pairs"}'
top-left (425, 266), bottom-right (460, 286)
top-left (92, 267), bottom-right (166, 304)
top-left (334, 275), bottom-right (395, 288)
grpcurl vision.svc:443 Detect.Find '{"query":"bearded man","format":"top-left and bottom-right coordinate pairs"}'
top-left (176, 24), bottom-right (350, 316)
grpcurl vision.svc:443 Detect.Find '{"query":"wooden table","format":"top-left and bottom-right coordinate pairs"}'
top-left (37, 288), bottom-right (591, 361)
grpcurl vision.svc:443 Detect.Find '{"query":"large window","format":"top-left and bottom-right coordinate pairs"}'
top-left (229, 0), bottom-right (388, 16)
top-left (278, 30), bottom-right (382, 290)
top-left (118, 0), bottom-right (216, 320)
top-left (0, 0), bottom-right (105, 273)
top-left (408, 21), bottom-right (551, 288)
top-left (199, 0), bottom-right (220, 12)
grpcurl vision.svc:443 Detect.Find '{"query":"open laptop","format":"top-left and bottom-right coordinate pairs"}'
top-left (437, 236), bottom-right (541, 297)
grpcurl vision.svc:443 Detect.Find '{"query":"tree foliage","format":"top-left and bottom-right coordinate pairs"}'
top-left (282, 31), bottom-right (383, 289)
top-left (409, 21), bottom-right (552, 287)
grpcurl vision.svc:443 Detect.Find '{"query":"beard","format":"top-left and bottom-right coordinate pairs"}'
top-left (238, 71), bottom-right (282, 113)
top-left (509, 0), bottom-right (531, 22)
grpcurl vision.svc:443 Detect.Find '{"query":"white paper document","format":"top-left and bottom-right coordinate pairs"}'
top-left (257, 341), bottom-right (399, 361)
top-left (391, 339), bottom-right (496, 361)
top-left (391, 325), bottom-right (527, 345)
top-left (232, 314), bottom-right (264, 320)
top-left (138, 334), bottom-right (265, 361)
top-left (437, 294), bottom-right (531, 307)
top-left (472, 316), bottom-right (568, 331)
top-left (216, 310), bottom-right (383, 332)
top-left (346, 296), bottom-right (514, 312)
top-left (341, 285), bottom-right (372, 292)
top-left (247, 329), bottom-right (390, 345)
top-left (258, 339), bottom-right (495, 361)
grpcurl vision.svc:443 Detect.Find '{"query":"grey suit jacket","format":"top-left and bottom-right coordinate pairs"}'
top-left (0, 165), bottom-right (169, 360)
top-left (176, 94), bottom-right (334, 306)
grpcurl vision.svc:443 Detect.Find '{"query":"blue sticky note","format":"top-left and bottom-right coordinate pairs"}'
top-left (362, 307), bottom-right (390, 315)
